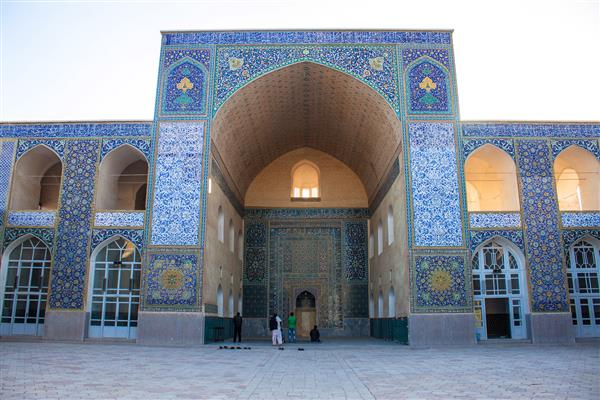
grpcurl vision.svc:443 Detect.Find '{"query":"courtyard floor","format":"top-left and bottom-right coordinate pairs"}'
top-left (0, 338), bottom-right (598, 400)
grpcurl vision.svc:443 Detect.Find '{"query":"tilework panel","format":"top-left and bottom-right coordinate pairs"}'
top-left (408, 122), bottom-right (463, 247)
top-left (469, 212), bottom-right (521, 229)
top-left (216, 46), bottom-right (399, 112)
top-left (562, 229), bottom-right (600, 256)
top-left (344, 284), bottom-right (369, 318)
top-left (165, 30), bottom-right (452, 45)
top-left (144, 252), bottom-right (200, 310)
top-left (561, 212), bottom-right (600, 228)
top-left (516, 140), bottom-right (568, 312)
top-left (469, 230), bottom-right (524, 252)
top-left (551, 140), bottom-right (600, 160)
top-left (244, 208), bottom-right (369, 220)
top-left (461, 123), bottom-right (600, 138)
top-left (161, 49), bottom-right (210, 116)
top-left (406, 59), bottom-right (451, 114)
top-left (401, 48), bottom-right (450, 68)
top-left (94, 212), bottom-right (144, 228)
top-left (3, 228), bottom-right (54, 250)
top-left (242, 285), bottom-right (268, 318)
top-left (412, 254), bottom-right (471, 313)
top-left (91, 229), bottom-right (144, 253)
top-left (150, 122), bottom-right (205, 246)
top-left (49, 140), bottom-right (99, 309)
top-left (343, 221), bottom-right (368, 282)
top-left (7, 211), bottom-right (55, 227)
top-left (16, 140), bottom-right (65, 159)
top-left (463, 139), bottom-right (515, 159)
top-left (0, 123), bottom-right (152, 138)
top-left (0, 141), bottom-right (15, 231)
top-left (101, 139), bottom-right (151, 160)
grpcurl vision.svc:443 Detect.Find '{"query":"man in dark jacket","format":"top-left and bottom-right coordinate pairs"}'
top-left (310, 325), bottom-right (321, 342)
top-left (233, 312), bottom-right (243, 343)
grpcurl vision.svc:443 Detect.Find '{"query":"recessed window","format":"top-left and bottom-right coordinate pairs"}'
top-left (217, 206), bottom-right (224, 243)
top-left (554, 146), bottom-right (600, 211)
top-left (377, 219), bottom-right (383, 255)
top-left (291, 161), bottom-right (320, 200)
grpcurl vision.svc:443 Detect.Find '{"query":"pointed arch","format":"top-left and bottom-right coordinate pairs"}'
top-left (291, 160), bottom-right (320, 199)
top-left (162, 56), bottom-right (209, 115)
top-left (465, 144), bottom-right (520, 212)
top-left (388, 286), bottom-right (396, 317)
top-left (10, 145), bottom-right (63, 210)
top-left (217, 284), bottom-right (224, 317)
top-left (554, 145), bottom-right (600, 211)
top-left (96, 144), bottom-right (149, 211)
top-left (405, 56), bottom-right (452, 114)
top-left (387, 205), bottom-right (395, 245)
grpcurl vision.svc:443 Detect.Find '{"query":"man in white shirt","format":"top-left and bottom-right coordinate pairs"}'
top-left (269, 313), bottom-right (283, 346)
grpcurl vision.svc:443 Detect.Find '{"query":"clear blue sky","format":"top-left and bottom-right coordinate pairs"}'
top-left (1, 0), bottom-right (599, 121)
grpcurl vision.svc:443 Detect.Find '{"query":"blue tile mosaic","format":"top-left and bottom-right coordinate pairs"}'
top-left (469, 230), bottom-right (524, 252)
top-left (461, 123), bottom-right (600, 138)
top-left (161, 49), bottom-right (211, 116)
top-left (406, 58), bottom-right (451, 114)
top-left (0, 141), bottom-right (15, 230)
top-left (91, 229), bottom-right (144, 253)
top-left (0, 123), bottom-right (152, 138)
top-left (343, 221), bottom-right (368, 282)
top-left (244, 208), bottom-right (369, 219)
top-left (164, 30), bottom-right (452, 46)
top-left (3, 228), bottom-right (55, 249)
top-left (101, 139), bottom-right (151, 160)
top-left (412, 254), bottom-right (471, 313)
top-left (401, 48), bottom-right (450, 68)
top-left (7, 211), bottom-right (55, 227)
top-left (516, 140), bottom-right (568, 312)
top-left (463, 139), bottom-right (515, 160)
top-left (561, 212), bottom-right (600, 228)
top-left (49, 140), bottom-right (99, 309)
top-left (408, 122), bottom-right (463, 247)
top-left (150, 122), bottom-right (205, 246)
top-left (215, 46), bottom-right (399, 112)
top-left (469, 212), bottom-right (521, 229)
top-left (551, 140), bottom-right (600, 160)
top-left (16, 140), bottom-right (65, 159)
top-left (94, 212), bottom-right (145, 228)
top-left (144, 252), bottom-right (200, 310)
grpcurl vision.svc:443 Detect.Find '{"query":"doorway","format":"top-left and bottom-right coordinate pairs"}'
top-left (485, 298), bottom-right (511, 339)
top-left (295, 290), bottom-right (316, 338)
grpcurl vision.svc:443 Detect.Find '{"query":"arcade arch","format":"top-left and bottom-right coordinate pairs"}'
top-left (95, 145), bottom-right (148, 211)
top-left (554, 146), bottom-right (600, 211)
top-left (10, 146), bottom-right (62, 210)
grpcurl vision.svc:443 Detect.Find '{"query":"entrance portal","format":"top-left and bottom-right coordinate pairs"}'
top-left (296, 291), bottom-right (316, 338)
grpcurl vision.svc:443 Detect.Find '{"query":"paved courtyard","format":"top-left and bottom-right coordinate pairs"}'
top-left (1, 339), bottom-right (598, 400)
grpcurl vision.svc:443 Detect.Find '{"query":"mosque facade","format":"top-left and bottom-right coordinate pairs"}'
top-left (0, 30), bottom-right (598, 345)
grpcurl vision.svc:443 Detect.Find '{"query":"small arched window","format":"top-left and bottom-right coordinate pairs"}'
top-left (554, 146), bottom-right (600, 211)
top-left (388, 286), bottom-right (396, 318)
top-left (378, 290), bottom-right (384, 318)
top-left (369, 230), bottom-right (374, 259)
top-left (10, 146), bottom-right (62, 210)
top-left (228, 220), bottom-right (235, 253)
top-left (377, 219), bottom-right (383, 255)
top-left (217, 284), bottom-right (224, 317)
top-left (96, 145), bottom-right (148, 211)
top-left (238, 229), bottom-right (243, 261)
top-left (465, 144), bottom-right (520, 211)
top-left (369, 292), bottom-right (374, 318)
top-left (387, 205), bottom-right (395, 245)
top-left (291, 161), bottom-right (320, 200)
top-left (217, 206), bottom-right (224, 243)
top-left (228, 288), bottom-right (234, 317)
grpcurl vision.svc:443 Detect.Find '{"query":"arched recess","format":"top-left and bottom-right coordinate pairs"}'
top-left (162, 57), bottom-right (209, 115)
top-left (291, 160), bottom-right (320, 199)
top-left (554, 146), bottom-right (600, 211)
top-left (228, 288), bottom-right (234, 318)
top-left (377, 220), bottom-right (384, 255)
top-left (388, 286), bottom-right (396, 317)
top-left (0, 234), bottom-right (51, 336)
top-left (228, 219), bottom-right (235, 253)
top-left (378, 290), bottom-right (384, 318)
top-left (465, 144), bottom-right (520, 212)
top-left (217, 207), bottom-right (224, 243)
top-left (405, 56), bottom-right (452, 114)
top-left (472, 237), bottom-right (529, 340)
top-left (238, 290), bottom-right (243, 315)
top-left (387, 205), bottom-right (395, 245)
top-left (369, 291), bottom-right (375, 318)
top-left (10, 145), bottom-right (62, 210)
top-left (237, 229), bottom-right (243, 261)
top-left (217, 284), bottom-right (224, 317)
top-left (96, 145), bottom-right (148, 211)
top-left (211, 61), bottom-right (403, 203)
top-left (566, 236), bottom-right (600, 337)
top-left (87, 235), bottom-right (142, 339)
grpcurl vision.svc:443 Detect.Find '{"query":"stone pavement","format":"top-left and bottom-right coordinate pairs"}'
top-left (0, 338), bottom-right (598, 399)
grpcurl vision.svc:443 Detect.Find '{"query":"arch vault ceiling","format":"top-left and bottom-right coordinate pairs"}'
top-left (212, 62), bottom-right (403, 202)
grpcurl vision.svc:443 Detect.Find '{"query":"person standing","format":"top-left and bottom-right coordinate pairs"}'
top-left (270, 313), bottom-right (283, 346)
top-left (233, 312), bottom-right (243, 343)
top-left (287, 312), bottom-right (297, 343)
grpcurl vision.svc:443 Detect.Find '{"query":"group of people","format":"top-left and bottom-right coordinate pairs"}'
top-left (231, 311), bottom-right (321, 345)
top-left (269, 312), bottom-right (320, 345)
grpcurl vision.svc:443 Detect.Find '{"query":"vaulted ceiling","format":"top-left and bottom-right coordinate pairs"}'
top-left (212, 62), bottom-right (402, 202)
